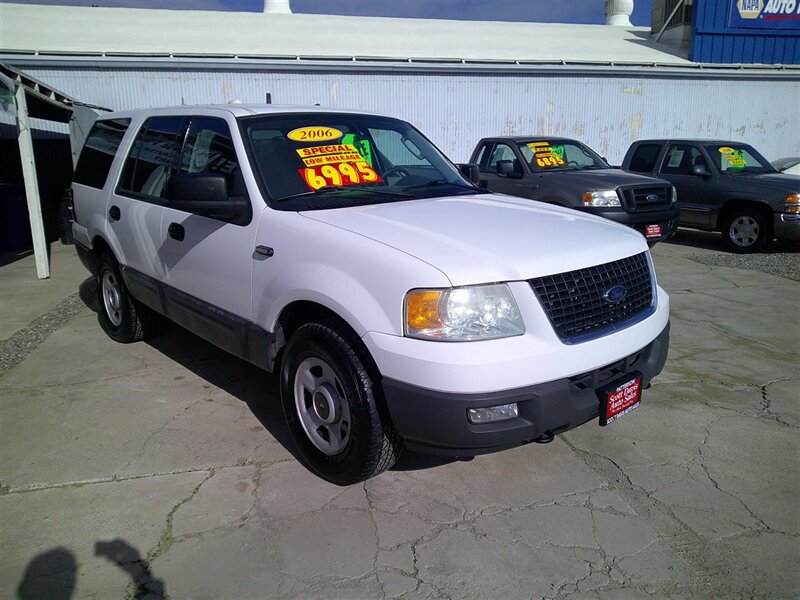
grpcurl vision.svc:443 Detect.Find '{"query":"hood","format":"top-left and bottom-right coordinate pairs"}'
top-left (731, 173), bottom-right (800, 194)
top-left (559, 169), bottom-right (671, 188)
top-left (301, 194), bottom-right (648, 286)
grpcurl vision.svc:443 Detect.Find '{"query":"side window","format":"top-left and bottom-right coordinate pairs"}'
top-left (628, 144), bottom-right (661, 173)
top-left (660, 144), bottom-right (703, 176)
top-left (179, 117), bottom-right (245, 198)
top-left (73, 118), bottom-right (131, 189)
top-left (474, 144), bottom-right (491, 171)
top-left (488, 144), bottom-right (517, 169)
top-left (118, 116), bottom-right (186, 200)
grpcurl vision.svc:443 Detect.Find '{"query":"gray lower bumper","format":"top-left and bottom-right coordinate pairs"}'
top-left (774, 213), bottom-right (800, 242)
top-left (383, 322), bottom-right (670, 456)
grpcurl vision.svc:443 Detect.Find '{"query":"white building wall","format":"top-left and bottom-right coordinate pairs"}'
top-left (21, 67), bottom-right (800, 163)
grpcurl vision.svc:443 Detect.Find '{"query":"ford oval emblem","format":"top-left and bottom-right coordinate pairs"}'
top-left (645, 194), bottom-right (659, 202)
top-left (603, 285), bottom-right (627, 303)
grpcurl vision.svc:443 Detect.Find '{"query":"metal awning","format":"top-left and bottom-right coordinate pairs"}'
top-left (1, 64), bottom-right (108, 279)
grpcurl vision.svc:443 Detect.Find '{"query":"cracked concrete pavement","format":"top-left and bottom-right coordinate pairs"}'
top-left (1, 236), bottom-right (798, 599)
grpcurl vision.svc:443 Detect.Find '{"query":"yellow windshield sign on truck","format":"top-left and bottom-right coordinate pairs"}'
top-left (527, 141), bottom-right (566, 168)
top-left (287, 126), bottom-right (343, 142)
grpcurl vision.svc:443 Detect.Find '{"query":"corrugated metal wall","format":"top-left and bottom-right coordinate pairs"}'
top-left (22, 67), bottom-right (800, 163)
top-left (692, 0), bottom-right (800, 64)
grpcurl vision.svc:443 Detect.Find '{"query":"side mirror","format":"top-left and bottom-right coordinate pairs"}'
top-left (457, 163), bottom-right (481, 185)
top-left (690, 164), bottom-right (710, 177)
top-left (496, 160), bottom-right (523, 179)
top-left (168, 173), bottom-right (246, 220)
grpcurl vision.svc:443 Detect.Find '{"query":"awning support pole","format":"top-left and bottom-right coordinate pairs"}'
top-left (15, 84), bottom-right (50, 279)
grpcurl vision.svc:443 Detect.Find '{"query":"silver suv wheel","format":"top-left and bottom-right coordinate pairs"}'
top-left (101, 270), bottom-right (123, 327)
top-left (293, 356), bottom-right (352, 456)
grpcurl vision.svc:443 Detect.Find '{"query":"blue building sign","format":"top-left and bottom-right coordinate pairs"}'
top-left (728, 0), bottom-right (800, 30)
top-left (691, 0), bottom-right (800, 63)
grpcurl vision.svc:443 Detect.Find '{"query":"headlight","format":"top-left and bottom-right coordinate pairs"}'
top-left (786, 193), bottom-right (799, 213)
top-left (671, 186), bottom-right (678, 204)
top-left (405, 284), bottom-right (525, 341)
top-left (583, 190), bottom-right (621, 207)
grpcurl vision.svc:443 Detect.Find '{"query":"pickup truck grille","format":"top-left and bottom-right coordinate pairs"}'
top-left (530, 252), bottom-right (653, 341)
top-left (623, 186), bottom-right (671, 212)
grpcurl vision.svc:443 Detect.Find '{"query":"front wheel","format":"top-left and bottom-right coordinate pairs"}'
top-left (279, 322), bottom-right (402, 485)
top-left (721, 208), bottom-right (771, 253)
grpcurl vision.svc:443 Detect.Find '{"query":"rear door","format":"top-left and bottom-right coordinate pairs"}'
top-left (108, 115), bottom-right (186, 301)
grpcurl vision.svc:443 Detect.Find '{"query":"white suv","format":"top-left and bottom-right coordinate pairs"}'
top-left (71, 105), bottom-right (670, 485)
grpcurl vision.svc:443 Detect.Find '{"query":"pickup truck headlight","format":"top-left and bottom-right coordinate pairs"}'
top-left (786, 193), bottom-right (799, 213)
top-left (583, 190), bottom-right (621, 207)
top-left (405, 284), bottom-right (524, 341)
top-left (671, 186), bottom-right (678, 204)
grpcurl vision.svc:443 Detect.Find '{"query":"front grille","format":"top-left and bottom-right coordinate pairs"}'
top-left (623, 186), bottom-right (670, 212)
top-left (530, 253), bottom-right (653, 341)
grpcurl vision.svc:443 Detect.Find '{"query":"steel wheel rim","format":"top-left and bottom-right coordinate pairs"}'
top-left (101, 270), bottom-right (123, 327)
top-left (294, 357), bottom-right (352, 456)
top-left (729, 216), bottom-right (759, 248)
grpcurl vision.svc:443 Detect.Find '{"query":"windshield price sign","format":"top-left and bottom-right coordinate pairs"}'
top-left (729, 0), bottom-right (800, 29)
top-left (527, 141), bottom-right (565, 168)
top-left (296, 144), bottom-right (382, 190)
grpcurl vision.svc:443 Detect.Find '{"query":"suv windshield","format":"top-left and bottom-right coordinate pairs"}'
top-left (704, 144), bottom-right (777, 175)
top-left (518, 139), bottom-right (609, 172)
top-left (240, 113), bottom-right (481, 208)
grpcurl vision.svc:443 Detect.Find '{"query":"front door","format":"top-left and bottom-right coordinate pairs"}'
top-left (478, 142), bottom-right (528, 197)
top-left (159, 116), bottom-right (261, 348)
top-left (658, 144), bottom-right (716, 228)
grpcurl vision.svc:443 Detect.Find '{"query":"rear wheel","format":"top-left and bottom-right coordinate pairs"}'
top-left (721, 207), bottom-right (771, 253)
top-left (97, 253), bottom-right (156, 343)
top-left (279, 321), bottom-right (402, 485)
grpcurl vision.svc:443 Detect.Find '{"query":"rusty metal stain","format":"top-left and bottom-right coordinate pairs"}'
top-left (622, 85), bottom-right (643, 96)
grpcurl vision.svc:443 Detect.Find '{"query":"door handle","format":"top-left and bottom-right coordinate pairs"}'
top-left (108, 205), bottom-right (121, 221)
top-left (168, 222), bottom-right (185, 241)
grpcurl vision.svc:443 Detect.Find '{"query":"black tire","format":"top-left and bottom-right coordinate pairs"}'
top-left (96, 253), bottom-right (156, 343)
top-left (279, 321), bottom-right (402, 485)
top-left (721, 207), bottom-right (771, 253)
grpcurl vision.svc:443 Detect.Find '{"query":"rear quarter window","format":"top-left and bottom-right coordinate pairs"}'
top-left (628, 144), bottom-right (661, 173)
top-left (73, 118), bottom-right (131, 189)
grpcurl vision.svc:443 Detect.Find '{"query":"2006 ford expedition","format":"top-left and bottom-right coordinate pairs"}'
top-left (71, 105), bottom-right (670, 484)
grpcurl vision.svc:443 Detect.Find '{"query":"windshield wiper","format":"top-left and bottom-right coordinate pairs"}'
top-left (403, 180), bottom-right (482, 192)
top-left (278, 185), bottom-right (414, 202)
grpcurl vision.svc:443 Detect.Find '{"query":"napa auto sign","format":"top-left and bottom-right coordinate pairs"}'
top-left (729, 0), bottom-right (800, 29)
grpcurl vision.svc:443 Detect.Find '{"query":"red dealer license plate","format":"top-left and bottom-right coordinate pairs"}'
top-left (600, 374), bottom-right (642, 426)
top-left (645, 224), bottom-right (662, 238)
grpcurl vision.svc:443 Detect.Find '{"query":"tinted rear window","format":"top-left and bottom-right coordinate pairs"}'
top-left (73, 118), bottom-right (131, 189)
top-left (118, 116), bottom-right (186, 200)
top-left (628, 144), bottom-right (661, 173)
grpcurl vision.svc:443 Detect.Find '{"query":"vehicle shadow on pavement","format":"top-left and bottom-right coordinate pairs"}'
top-left (664, 228), bottom-right (800, 253)
top-left (662, 228), bottom-right (725, 251)
top-left (78, 278), bottom-right (457, 474)
top-left (16, 539), bottom-right (166, 600)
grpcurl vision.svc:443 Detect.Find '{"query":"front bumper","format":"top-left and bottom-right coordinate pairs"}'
top-left (382, 322), bottom-right (670, 456)
top-left (580, 205), bottom-right (679, 243)
top-left (774, 212), bottom-right (800, 242)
